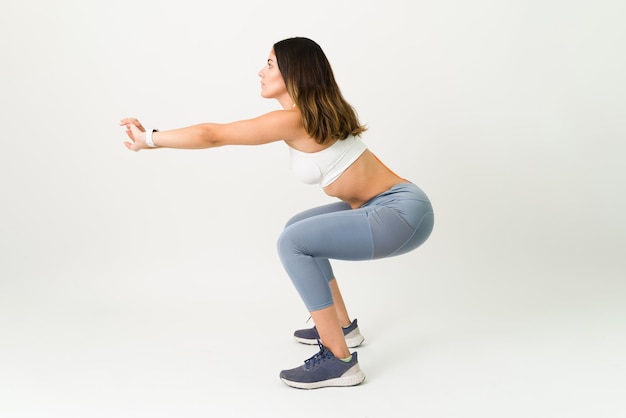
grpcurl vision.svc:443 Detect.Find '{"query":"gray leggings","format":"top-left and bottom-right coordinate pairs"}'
top-left (277, 182), bottom-right (434, 311)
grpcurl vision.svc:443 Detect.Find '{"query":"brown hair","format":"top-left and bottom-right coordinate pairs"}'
top-left (273, 37), bottom-right (366, 144)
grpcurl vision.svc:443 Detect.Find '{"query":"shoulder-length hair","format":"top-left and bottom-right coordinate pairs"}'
top-left (273, 37), bottom-right (366, 144)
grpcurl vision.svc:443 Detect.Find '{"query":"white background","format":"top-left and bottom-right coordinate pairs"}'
top-left (1, 1), bottom-right (625, 417)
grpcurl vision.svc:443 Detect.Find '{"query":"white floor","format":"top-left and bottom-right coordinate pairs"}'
top-left (1, 247), bottom-right (624, 418)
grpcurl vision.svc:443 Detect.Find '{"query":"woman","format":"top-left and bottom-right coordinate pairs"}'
top-left (121, 37), bottom-right (434, 390)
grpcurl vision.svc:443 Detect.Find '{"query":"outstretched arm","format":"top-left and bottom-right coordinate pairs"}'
top-left (120, 109), bottom-right (303, 151)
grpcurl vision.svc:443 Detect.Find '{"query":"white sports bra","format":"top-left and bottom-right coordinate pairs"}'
top-left (289, 135), bottom-right (368, 187)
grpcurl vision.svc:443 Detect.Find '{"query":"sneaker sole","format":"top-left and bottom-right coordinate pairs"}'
top-left (281, 369), bottom-right (366, 390)
top-left (294, 335), bottom-right (365, 348)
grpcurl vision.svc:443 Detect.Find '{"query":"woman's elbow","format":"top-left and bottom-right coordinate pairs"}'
top-left (198, 124), bottom-right (222, 148)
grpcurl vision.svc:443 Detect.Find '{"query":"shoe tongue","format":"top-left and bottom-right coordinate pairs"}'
top-left (316, 341), bottom-right (336, 359)
top-left (320, 346), bottom-right (334, 358)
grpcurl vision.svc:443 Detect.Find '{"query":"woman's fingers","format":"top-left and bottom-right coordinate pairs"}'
top-left (119, 117), bottom-right (145, 131)
top-left (120, 117), bottom-right (146, 151)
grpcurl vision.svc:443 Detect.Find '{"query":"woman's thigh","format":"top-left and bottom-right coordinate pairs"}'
top-left (284, 201), bottom-right (352, 228)
top-left (279, 208), bottom-right (375, 261)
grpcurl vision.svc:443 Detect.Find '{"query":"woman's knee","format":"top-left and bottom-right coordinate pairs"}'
top-left (277, 225), bottom-right (303, 260)
top-left (276, 229), bottom-right (291, 258)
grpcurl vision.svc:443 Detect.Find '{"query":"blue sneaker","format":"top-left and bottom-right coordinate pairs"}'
top-left (293, 318), bottom-right (365, 348)
top-left (280, 342), bottom-right (366, 389)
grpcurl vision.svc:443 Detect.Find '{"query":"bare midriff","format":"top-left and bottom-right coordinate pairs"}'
top-left (322, 150), bottom-right (408, 209)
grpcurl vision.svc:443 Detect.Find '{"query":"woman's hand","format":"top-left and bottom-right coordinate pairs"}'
top-left (120, 118), bottom-right (148, 151)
